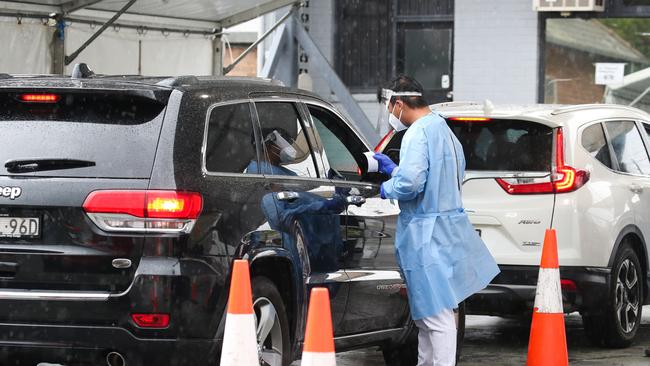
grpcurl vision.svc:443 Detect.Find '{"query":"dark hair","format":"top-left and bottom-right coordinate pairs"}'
top-left (377, 74), bottom-right (429, 108)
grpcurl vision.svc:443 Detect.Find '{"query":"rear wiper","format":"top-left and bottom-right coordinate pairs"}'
top-left (5, 159), bottom-right (96, 173)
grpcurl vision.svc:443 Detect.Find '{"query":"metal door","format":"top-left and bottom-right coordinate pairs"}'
top-left (301, 101), bottom-right (408, 335)
top-left (251, 98), bottom-right (350, 339)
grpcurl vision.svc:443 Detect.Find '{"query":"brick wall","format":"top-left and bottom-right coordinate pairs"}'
top-left (454, 0), bottom-right (540, 103)
top-left (227, 45), bottom-right (258, 77)
top-left (545, 45), bottom-right (605, 104)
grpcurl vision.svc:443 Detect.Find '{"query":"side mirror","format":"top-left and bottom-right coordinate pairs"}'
top-left (355, 151), bottom-right (391, 184)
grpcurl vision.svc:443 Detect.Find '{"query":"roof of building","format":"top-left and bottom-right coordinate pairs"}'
top-left (546, 19), bottom-right (648, 64)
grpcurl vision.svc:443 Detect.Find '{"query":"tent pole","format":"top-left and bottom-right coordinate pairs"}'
top-left (629, 86), bottom-right (650, 107)
top-left (64, 0), bottom-right (136, 65)
top-left (223, 4), bottom-right (298, 75)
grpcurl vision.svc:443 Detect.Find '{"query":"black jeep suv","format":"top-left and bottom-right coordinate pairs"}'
top-left (0, 74), bottom-right (461, 365)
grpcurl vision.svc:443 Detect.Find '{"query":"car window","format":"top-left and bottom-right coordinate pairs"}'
top-left (255, 102), bottom-right (317, 178)
top-left (582, 123), bottom-right (613, 169)
top-left (205, 102), bottom-right (258, 174)
top-left (306, 105), bottom-right (366, 181)
top-left (604, 121), bottom-right (650, 175)
top-left (447, 119), bottom-right (553, 172)
top-left (644, 123), bottom-right (650, 141)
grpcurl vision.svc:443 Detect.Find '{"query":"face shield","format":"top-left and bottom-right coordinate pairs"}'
top-left (377, 88), bottom-right (423, 132)
top-left (264, 130), bottom-right (297, 163)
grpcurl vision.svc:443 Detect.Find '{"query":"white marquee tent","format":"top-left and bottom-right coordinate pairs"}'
top-left (0, 0), bottom-right (297, 75)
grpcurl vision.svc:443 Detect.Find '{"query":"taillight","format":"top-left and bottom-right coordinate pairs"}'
top-left (448, 117), bottom-right (492, 122)
top-left (496, 177), bottom-right (555, 194)
top-left (131, 313), bottom-right (170, 328)
top-left (19, 93), bottom-right (60, 103)
top-left (552, 128), bottom-right (589, 193)
top-left (374, 130), bottom-right (395, 152)
top-left (496, 128), bottom-right (589, 195)
top-left (82, 190), bottom-right (202, 233)
top-left (560, 279), bottom-right (577, 292)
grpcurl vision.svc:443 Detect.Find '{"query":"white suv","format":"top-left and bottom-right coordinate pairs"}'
top-left (376, 102), bottom-right (650, 347)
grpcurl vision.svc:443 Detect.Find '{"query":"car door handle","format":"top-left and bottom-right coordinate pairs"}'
top-left (277, 191), bottom-right (299, 201)
top-left (630, 184), bottom-right (643, 194)
top-left (346, 195), bottom-right (366, 206)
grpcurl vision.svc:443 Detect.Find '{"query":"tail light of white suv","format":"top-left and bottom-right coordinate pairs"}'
top-left (83, 190), bottom-right (203, 233)
top-left (495, 128), bottom-right (590, 194)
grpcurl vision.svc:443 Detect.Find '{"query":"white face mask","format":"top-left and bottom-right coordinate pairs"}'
top-left (388, 106), bottom-right (407, 132)
top-left (377, 88), bottom-right (422, 132)
top-left (266, 130), bottom-right (297, 163)
top-left (279, 145), bottom-right (297, 163)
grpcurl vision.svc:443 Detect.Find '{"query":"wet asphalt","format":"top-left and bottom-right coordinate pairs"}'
top-left (325, 306), bottom-right (650, 366)
top-left (38, 307), bottom-right (650, 365)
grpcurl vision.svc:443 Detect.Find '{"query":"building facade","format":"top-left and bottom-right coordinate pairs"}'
top-left (256, 0), bottom-right (650, 138)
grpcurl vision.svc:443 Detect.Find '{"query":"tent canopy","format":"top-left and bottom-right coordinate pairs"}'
top-left (0, 0), bottom-right (298, 31)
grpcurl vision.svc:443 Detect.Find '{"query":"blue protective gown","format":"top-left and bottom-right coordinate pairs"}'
top-left (381, 112), bottom-right (500, 320)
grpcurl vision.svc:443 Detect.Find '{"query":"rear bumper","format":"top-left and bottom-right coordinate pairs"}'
top-left (466, 265), bottom-right (610, 316)
top-left (0, 323), bottom-right (218, 365)
top-left (0, 256), bottom-right (228, 365)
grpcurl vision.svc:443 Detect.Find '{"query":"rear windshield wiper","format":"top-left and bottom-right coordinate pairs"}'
top-left (5, 159), bottom-right (96, 173)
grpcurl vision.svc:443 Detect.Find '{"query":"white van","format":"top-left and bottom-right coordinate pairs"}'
top-left (376, 102), bottom-right (650, 347)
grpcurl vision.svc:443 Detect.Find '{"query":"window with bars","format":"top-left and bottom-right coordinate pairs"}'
top-left (334, 0), bottom-right (391, 92)
top-left (335, 0), bottom-right (454, 93)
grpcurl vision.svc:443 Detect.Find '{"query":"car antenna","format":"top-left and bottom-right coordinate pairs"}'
top-left (71, 63), bottom-right (95, 79)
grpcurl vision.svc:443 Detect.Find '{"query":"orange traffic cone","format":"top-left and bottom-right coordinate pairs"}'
top-left (526, 229), bottom-right (568, 366)
top-left (219, 259), bottom-right (259, 366)
top-left (301, 287), bottom-right (336, 366)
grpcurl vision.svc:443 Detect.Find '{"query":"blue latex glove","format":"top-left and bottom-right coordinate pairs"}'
top-left (380, 184), bottom-right (387, 199)
top-left (373, 153), bottom-right (397, 176)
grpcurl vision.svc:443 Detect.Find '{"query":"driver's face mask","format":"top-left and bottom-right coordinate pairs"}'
top-left (265, 130), bottom-right (297, 163)
top-left (377, 88), bottom-right (423, 132)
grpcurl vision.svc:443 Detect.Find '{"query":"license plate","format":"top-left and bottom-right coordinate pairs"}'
top-left (0, 217), bottom-right (40, 239)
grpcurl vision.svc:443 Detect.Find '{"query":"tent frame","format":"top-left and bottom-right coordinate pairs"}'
top-left (0, 0), bottom-right (376, 142)
top-left (0, 0), bottom-right (300, 74)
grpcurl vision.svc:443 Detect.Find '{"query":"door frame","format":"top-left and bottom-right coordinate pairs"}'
top-left (390, 0), bottom-right (454, 103)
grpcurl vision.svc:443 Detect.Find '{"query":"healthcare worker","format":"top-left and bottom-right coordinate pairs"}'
top-left (373, 75), bottom-right (499, 366)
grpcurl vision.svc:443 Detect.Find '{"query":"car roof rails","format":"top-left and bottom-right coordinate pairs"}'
top-left (71, 63), bottom-right (96, 79)
top-left (156, 76), bottom-right (200, 87)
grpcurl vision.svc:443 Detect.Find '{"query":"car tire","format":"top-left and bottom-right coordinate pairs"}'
top-left (582, 243), bottom-right (644, 348)
top-left (382, 302), bottom-right (466, 366)
top-left (252, 276), bottom-right (292, 366)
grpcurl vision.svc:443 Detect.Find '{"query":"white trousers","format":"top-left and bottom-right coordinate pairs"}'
top-left (414, 308), bottom-right (457, 366)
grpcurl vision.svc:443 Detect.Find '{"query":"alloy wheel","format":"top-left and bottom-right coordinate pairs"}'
top-left (254, 296), bottom-right (284, 366)
top-left (615, 259), bottom-right (640, 334)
